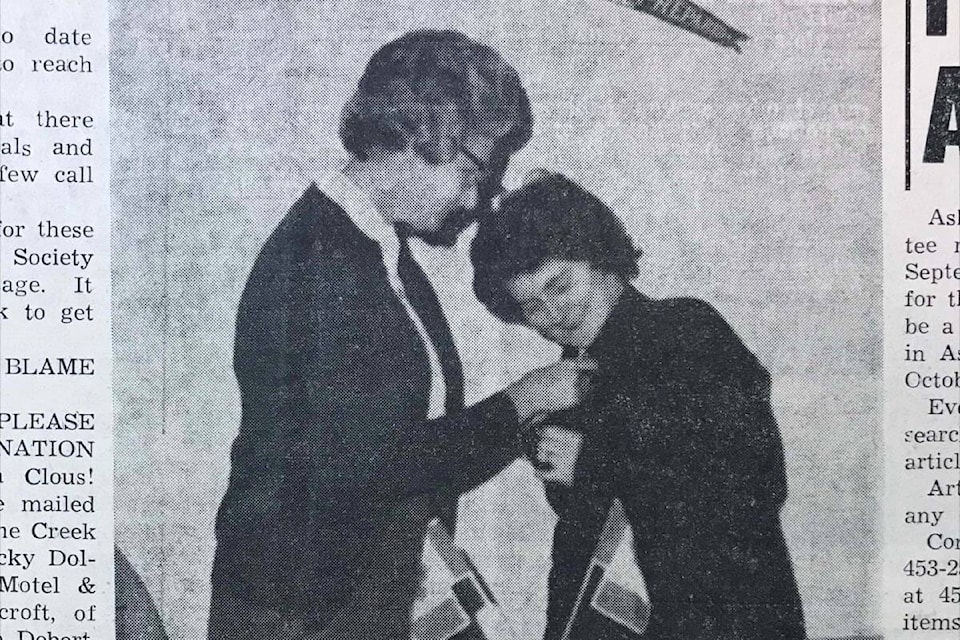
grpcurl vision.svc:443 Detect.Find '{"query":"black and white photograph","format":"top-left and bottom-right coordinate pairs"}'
top-left (107, 1), bottom-right (882, 639)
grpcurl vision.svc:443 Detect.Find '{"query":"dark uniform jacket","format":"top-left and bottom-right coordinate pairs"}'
top-left (543, 288), bottom-right (806, 640)
top-left (208, 185), bottom-right (520, 640)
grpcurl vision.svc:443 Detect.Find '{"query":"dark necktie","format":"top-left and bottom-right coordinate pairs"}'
top-left (397, 236), bottom-right (465, 413)
top-left (561, 345), bottom-right (581, 359)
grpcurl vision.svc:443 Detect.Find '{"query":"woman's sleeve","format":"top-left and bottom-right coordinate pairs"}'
top-left (619, 299), bottom-right (789, 530)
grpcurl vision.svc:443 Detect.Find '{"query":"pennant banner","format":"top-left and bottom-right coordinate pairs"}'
top-left (605, 0), bottom-right (749, 51)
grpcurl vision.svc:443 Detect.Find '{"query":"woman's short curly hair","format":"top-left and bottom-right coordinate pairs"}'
top-left (339, 30), bottom-right (532, 165)
top-left (471, 173), bottom-right (641, 324)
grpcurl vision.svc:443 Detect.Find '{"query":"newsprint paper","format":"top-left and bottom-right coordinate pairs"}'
top-left (0, 0), bottom-right (957, 639)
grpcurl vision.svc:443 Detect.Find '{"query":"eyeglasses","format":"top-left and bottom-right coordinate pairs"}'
top-left (454, 141), bottom-right (507, 203)
top-left (455, 140), bottom-right (488, 177)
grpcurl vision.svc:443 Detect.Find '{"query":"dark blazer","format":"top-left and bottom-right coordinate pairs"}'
top-left (543, 288), bottom-right (806, 640)
top-left (208, 185), bottom-right (520, 640)
top-left (116, 547), bottom-right (168, 640)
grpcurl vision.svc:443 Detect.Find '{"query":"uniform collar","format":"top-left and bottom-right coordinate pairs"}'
top-left (319, 170), bottom-right (401, 275)
top-left (586, 286), bottom-right (652, 364)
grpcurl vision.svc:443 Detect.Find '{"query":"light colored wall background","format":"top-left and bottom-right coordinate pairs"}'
top-left (110, 0), bottom-right (881, 638)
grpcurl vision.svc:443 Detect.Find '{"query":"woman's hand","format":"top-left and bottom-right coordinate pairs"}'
top-left (531, 426), bottom-right (584, 486)
top-left (505, 358), bottom-right (597, 425)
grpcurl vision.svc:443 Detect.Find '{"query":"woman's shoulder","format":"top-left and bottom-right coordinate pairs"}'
top-left (623, 293), bottom-right (759, 378)
top-left (644, 295), bottom-right (724, 324)
top-left (624, 293), bottom-right (733, 346)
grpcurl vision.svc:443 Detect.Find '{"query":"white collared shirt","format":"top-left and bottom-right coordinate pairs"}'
top-left (319, 171), bottom-right (447, 420)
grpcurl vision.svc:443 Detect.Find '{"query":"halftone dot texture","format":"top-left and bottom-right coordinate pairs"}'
top-left (111, 0), bottom-right (880, 638)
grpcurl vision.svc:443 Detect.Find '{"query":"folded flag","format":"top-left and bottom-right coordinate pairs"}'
top-left (605, 0), bottom-right (749, 52)
top-left (411, 520), bottom-right (516, 640)
top-left (561, 499), bottom-right (651, 640)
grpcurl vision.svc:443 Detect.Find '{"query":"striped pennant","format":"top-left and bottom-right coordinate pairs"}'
top-left (605, 0), bottom-right (749, 51)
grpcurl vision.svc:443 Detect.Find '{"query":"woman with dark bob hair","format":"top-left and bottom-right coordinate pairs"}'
top-left (471, 173), bottom-right (807, 640)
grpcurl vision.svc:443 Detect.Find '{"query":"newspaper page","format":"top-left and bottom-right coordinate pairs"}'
top-left (0, 0), bottom-right (956, 639)
top-left (0, 2), bottom-right (114, 640)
